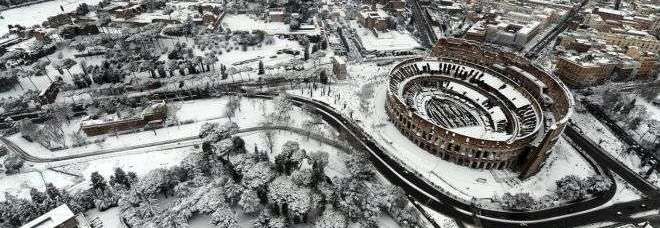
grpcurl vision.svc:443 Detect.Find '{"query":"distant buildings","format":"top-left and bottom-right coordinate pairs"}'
top-left (625, 46), bottom-right (658, 80)
top-left (602, 32), bottom-right (660, 53)
top-left (20, 204), bottom-right (90, 228)
top-left (370, 0), bottom-right (405, 14)
top-left (466, 8), bottom-right (557, 49)
top-left (556, 51), bottom-right (616, 87)
top-left (555, 29), bottom-right (659, 86)
top-left (268, 7), bottom-right (286, 22)
top-left (46, 14), bottom-right (73, 28)
top-left (585, 8), bottom-right (656, 33)
top-left (114, 4), bottom-right (143, 19)
top-left (357, 5), bottom-right (393, 31)
top-left (556, 49), bottom-right (658, 87)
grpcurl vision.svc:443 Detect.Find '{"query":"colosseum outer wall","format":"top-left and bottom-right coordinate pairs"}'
top-left (386, 38), bottom-right (573, 178)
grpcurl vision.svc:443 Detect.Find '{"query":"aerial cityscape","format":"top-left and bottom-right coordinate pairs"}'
top-left (0, 0), bottom-right (658, 227)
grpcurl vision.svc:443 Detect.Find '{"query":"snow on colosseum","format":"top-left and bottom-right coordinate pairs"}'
top-left (385, 38), bottom-right (574, 179)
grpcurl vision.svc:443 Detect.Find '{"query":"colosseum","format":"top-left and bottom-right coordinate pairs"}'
top-left (386, 38), bottom-right (573, 178)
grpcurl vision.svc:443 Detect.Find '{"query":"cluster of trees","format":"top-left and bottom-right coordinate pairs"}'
top-left (601, 90), bottom-right (660, 147)
top-left (162, 17), bottom-right (195, 37)
top-left (59, 23), bottom-right (100, 39)
top-left (499, 175), bottom-right (612, 211)
top-left (18, 117), bottom-right (66, 149)
top-left (85, 94), bottom-right (151, 119)
top-left (0, 72), bottom-right (20, 92)
top-left (116, 121), bottom-right (421, 227)
top-left (18, 104), bottom-right (73, 149)
top-left (1, 146), bottom-right (24, 175)
top-left (0, 112), bottom-right (422, 228)
top-left (0, 90), bottom-right (37, 115)
top-left (0, 166), bottom-right (137, 227)
top-left (0, 0), bottom-right (43, 7)
top-left (0, 167), bottom-right (136, 228)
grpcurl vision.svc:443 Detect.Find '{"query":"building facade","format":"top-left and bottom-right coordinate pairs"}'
top-left (555, 53), bottom-right (616, 87)
top-left (81, 101), bottom-right (167, 136)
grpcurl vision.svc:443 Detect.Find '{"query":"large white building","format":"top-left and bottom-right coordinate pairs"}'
top-left (467, 8), bottom-right (555, 49)
top-left (20, 205), bottom-right (90, 228)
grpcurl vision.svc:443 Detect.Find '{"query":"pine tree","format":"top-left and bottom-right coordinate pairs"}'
top-left (29, 188), bottom-right (47, 204)
top-left (239, 190), bottom-right (261, 215)
top-left (304, 44), bottom-right (310, 61)
top-left (319, 70), bottom-right (328, 84)
top-left (45, 183), bottom-right (61, 200)
top-left (258, 60), bottom-right (265, 75)
top-left (111, 167), bottom-right (130, 188)
top-left (90, 172), bottom-right (108, 191)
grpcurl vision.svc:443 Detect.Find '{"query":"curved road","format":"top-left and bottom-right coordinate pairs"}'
top-left (1, 125), bottom-right (347, 163)
top-left (275, 94), bottom-right (656, 227)
top-left (5, 92), bottom-right (658, 227)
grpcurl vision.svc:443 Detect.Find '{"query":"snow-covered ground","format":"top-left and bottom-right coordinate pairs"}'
top-left (292, 61), bottom-right (597, 207)
top-left (214, 37), bottom-right (304, 67)
top-left (570, 111), bottom-right (657, 181)
top-left (0, 0), bottom-right (103, 35)
top-left (79, 129), bottom-right (352, 228)
top-left (0, 171), bottom-right (44, 200)
top-left (7, 97), bottom-right (252, 158)
top-left (350, 20), bottom-right (421, 51)
top-left (610, 174), bottom-right (643, 203)
top-left (417, 204), bottom-right (461, 228)
top-left (0, 169), bottom-right (79, 201)
top-left (222, 14), bottom-right (290, 34)
top-left (1, 96), bottom-right (340, 198)
top-left (371, 85), bottom-right (594, 200)
top-left (222, 14), bottom-right (320, 36)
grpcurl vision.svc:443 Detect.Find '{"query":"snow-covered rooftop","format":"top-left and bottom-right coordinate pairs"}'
top-left (20, 204), bottom-right (76, 228)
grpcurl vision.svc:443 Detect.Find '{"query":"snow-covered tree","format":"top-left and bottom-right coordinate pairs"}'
top-left (209, 206), bottom-right (239, 228)
top-left (291, 169), bottom-right (314, 187)
top-left (315, 208), bottom-right (347, 228)
top-left (109, 167), bottom-right (131, 189)
top-left (133, 168), bottom-right (179, 198)
top-left (90, 171), bottom-right (108, 191)
top-left (241, 162), bottom-right (275, 189)
top-left (269, 93), bottom-right (294, 125)
top-left (3, 152), bottom-right (24, 175)
top-left (335, 177), bottom-right (380, 223)
top-left (268, 176), bottom-right (311, 222)
top-left (583, 175), bottom-right (612, 195)
top-left (269, 216), bottom-right (287, 228)
top-left (555, 175), bottom-right (586, 202)
top-left (239, 189), bottom-right (262, 215)
top-left (94, 188), bottom-right (119, 211)
top-left (18, 119), bottom-right (38, 141)
top-left (275, 141), bottom-right (302, 175)
top-left (308, 151), bottom-right (329, 185)
top-left (199, 122), bottom-right (239, 144)
top-left (344, 153), bottom-right (375, 181)
top-left (500, 192), bottom-right (536, 210)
